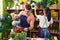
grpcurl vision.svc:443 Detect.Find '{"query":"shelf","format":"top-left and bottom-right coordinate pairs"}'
top-left (31, 30), bottom-right (60, 35)
top-left (50, 31), bottom-right (60, 35)
top-left (6, 9), bottom-right (24, 13)
top-left (50, 9), bottom-right (59, 11)
top-left (6, 9), bottom-right (24, 10)
top-left (54, 20), bottom-right (60, 22)
top-left (6, 9), bottom-right (59, 13)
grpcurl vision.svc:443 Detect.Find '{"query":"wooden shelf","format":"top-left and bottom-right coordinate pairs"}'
top-left (6, 9), bottom-right (24, 10)
top-left (50, 32), bottom-right (60, 35)
top-left (54, 20), bottom-right (60, 22)
top-left (31, 30), bottom-right (60, 35)
top-left (6, 9), bottom-right (24, 13)
top-left (6, 9), bottom-right (59, 13)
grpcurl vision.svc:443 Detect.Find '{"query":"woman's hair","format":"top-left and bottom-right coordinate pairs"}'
top-left (25, 4), bottom-right (31, 10)
top-left (45, 7), bottom-right (51, 21)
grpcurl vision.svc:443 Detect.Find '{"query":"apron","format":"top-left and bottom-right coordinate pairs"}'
top-left (18, 15), bottom-right (30, 37)
top-left (19, 15), bottom-right (30, 27)
top-left (10, 15), bottom-right (30, 40)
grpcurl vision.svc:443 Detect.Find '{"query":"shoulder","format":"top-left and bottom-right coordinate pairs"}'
top-left (29, 13), bottom-right (35, 21)
top-left (20, 10), bottom-right (26, 13)
top-left (30, 13), bottom-right (34, 17)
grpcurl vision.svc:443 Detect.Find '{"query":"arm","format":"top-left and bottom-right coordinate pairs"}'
top-left (15, 12), bottom-right (22, 18)
top-left (10, 11), bottom-right (23, 20)
top-left (34, 9), bottom-right (37, 16)
top-left (10, 13), bottom-right (15, 20)
top-left (29, 14), bottom-right (35, 30)
top-left (34, 6), bottom-right (38, 17)
top-left (43, 9), bottom-right (46, 16)
top-left (24, 15), bottom-right (35, 31)
top-left (29, 19), bottom-right (35, 30)
top-left (10, 13), bottom-right (19, 20)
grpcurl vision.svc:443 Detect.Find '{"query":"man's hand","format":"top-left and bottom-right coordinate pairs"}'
top-left (24, 28), bottom-right (28, 32)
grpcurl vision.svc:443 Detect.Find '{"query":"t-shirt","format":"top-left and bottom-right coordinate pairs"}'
top-left (36, 15), bottom-right (53, 28)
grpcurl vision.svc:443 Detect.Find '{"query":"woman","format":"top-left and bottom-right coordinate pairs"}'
top-left (34, 2), bottom-right (53, 40)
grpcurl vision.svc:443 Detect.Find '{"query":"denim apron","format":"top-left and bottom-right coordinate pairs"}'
top-left (18, 15), bottom-right (30, 37)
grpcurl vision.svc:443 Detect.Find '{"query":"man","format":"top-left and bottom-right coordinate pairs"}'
top-left (10, 4), bottom-right (35, 40)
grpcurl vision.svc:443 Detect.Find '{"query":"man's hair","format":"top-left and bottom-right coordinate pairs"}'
top-left (25, 4), bottom-right (31, 10)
